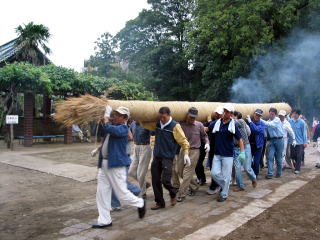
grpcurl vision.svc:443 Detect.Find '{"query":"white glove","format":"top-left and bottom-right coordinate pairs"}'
top-left (246, 115), bottom-right (252, 123)
top-left (204, 143), bottom-right (210, 153)
top-left (104, 105), bottom-right (112, 118)
top-left (91, 147), bottom-right (99, 157)
top-left (292, 139), bottom-right (297, 147)
top-left (184, 154), bottom-right (191, 167)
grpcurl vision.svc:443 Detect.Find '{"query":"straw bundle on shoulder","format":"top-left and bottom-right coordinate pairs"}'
top-left (54, 94), bottom-right (292, 127)
top-left (54, 94), bottom-right (108, 126)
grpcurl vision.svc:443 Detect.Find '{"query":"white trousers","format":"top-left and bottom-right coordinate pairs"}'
top-left (282, 137), bottom-right (288, 168)
top-left (96, 160), bottom-right (144, 225)
top-left (129, 144), bottom-right (152, 195)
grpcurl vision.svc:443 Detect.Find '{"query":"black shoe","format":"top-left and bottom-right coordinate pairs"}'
top-left (92, 223), bottom-right (112, 228)
top-left (217, 196), bottom-right (227, 202)
top-left (197, 179), bottom-right (206, 186)
top-left (177, 196), bottom-right (186, 202)
top-left (275, 174), bottom-right (281, 178)
top-left (188, 189), bottom-right (197, 196)
top-left (138, 199), bottom-right (146, 219)
top-left (265, 175), bottom-right (273, 179)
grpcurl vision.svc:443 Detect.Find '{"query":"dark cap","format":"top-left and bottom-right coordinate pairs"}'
top-left (254, 109), bottom-right (263, 116)
top-left (188, 107), bottom-right (198, 118)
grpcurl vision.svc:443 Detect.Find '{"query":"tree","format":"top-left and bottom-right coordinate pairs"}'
top-left (15, 22), bottom-right (51, 65)
top-left (115, 0), bottom-right (195, 100)
top-left (187, 0), bottom-right (319, 102)
top-left (0, 62), bottom-right (50, 130)
top-left (84, 32), bottom-right (117, 77)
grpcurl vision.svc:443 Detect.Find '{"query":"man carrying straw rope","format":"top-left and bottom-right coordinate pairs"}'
top-left (172, 107), bottom-right (210, 202)
top-left (92, 106), bottom-right (146, 228)
top-left (149, 107), bottom-right (190, 210)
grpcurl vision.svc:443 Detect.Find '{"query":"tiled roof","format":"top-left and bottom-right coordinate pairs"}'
top-left (0, 38), bottom-right (50, 65)
top-left (0, 39), bottom-right (19, 63)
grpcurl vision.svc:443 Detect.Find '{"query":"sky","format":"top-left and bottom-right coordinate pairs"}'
top-left (0, 0), bottom-right (149, 71)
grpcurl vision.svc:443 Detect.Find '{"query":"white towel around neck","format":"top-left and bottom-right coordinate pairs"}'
top-left (212, 118), bottom-right (236, 134)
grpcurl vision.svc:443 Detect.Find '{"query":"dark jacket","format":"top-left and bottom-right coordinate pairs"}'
top-left (153, 120), bottom-right (178, 159)
top-left (98, 123), bottom-right (131, 169)
top-left (313, 123), bottom-right (320, 142)
top-left (249, 120), bottom-right (266, 149)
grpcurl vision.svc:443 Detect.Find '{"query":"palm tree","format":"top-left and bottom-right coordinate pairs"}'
top-left (15, 22), bottom-right (51, 65)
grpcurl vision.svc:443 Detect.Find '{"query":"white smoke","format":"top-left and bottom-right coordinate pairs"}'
top-left (231, 29), bottom-right (320, 117)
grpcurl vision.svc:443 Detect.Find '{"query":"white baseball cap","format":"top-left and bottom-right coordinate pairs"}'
top-left (115, 106), bottom-right (130, 118)
top-left (278, 110), bottom-right (287, 116)
top-left (223, 104), bottom-right (235, 113)
top-left (214, 106), bottom-right (224, 115)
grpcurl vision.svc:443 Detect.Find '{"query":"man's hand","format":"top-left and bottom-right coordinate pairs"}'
top-left (304, 143), bottom-right (308, 148)
top-left (104, 105), bottom-right (112, 118)
top-left (204, 127), bottom-right (209, 132)
top-left (246, 115), bottom-right (252, 123)
top-left (102, 116), bottom-right (109, 124)
top-left (204, 143), bottom-right (210, 153)
top-left (239, 151), bottom-right (246, 164)
top-left (184, 154), bottom-right (191, 167)
top-left (292, 139), bottom-right (297, 147)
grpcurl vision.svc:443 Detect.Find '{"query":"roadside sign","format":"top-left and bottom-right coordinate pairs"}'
top-left (6, 115), bottom-right (19, 124)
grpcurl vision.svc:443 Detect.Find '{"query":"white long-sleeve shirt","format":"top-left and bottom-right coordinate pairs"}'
top-left (282, 119), bottom-right (295, 140)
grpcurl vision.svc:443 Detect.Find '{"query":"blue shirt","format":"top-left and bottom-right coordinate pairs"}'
top-left (98, 123), bottom-right (131, 168)
top-left (130, 121), bottom-right (151, 144)
top-left (289, 118), bottom-right (307, 145)
top-left (72, 124), bottom-right (81, 132)
top-left (249, 120), bottom-right (266, 149)
top-left (214, 119), bottom-right (242, 157)
top-left (264, 117), bottom-right (284, 138)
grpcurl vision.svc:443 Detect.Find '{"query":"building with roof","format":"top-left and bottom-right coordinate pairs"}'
top-left (0, 39), bottom-right (73, 147)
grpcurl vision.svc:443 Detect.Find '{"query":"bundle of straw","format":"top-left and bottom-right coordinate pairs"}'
top-left (54, 94), bottom-right (108, 126)
top-left (54, 94), bottom-right (292, 127)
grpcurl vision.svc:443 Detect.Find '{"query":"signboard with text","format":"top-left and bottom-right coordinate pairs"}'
top-left (6, 115), bottom-right (19, 124)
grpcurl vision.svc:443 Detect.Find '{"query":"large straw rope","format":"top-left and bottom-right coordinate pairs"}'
top-left (54, 94), bottom-right (291, 127)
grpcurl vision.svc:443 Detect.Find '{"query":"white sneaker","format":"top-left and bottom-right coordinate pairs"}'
top-left (294, 170), bottom-right (300, 174)
top-left (206, 187), bottom-right (221, 195)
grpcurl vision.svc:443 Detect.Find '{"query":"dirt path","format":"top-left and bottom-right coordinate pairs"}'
top-left (0, 143), bottom-right (319, 240)
top-left (222, 173), bottom-right (320, 240)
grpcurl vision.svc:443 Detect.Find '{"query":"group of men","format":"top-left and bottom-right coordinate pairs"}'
top-left (92, 104), bottom-right (309, 228)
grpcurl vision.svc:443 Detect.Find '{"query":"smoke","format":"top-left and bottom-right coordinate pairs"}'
top-left (231, 29), bottom-right (320, 118)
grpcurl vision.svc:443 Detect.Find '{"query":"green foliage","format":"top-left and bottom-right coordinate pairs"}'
top-left (41, 64), bottom-right (77, 93)
top-left (15, 22), bottom-right (51, 65)
top-left (115, 0), bottom-right (195, 100)
top-left (0, 62), bottom-right (155, 101)
top-left (84, 32), bottom-right (116, 76)
top-left (0, 62), bottom-right (50, 93)
top-left (187, 0), bottom-right (311, 101)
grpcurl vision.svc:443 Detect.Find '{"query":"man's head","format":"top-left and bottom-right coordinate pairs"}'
top-left (233, 111), bottom-right (242, 120)
top-left (253, 109), bottom-right (263, 122)
top-left (212, 106), bottom-right (224, 120)
top-left (278, 110), bottom-right (286, 122)
top-left (291, 109), bottom-right (301, 120)
top-left (269, 108), bottom-right (278, 120)
top-left (186, 107), bottom-right (198, 125)
top-left (113, 107), bottom-right (130, 125)
top-left (223, 105), bottom-right (234, 120)
top-left (159, 106), bottom-right (171, 124)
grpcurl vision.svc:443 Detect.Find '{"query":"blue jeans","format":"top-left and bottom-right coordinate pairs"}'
top-left (111, 168), bottom-right (141, 208)
top-left (234, 145), bottom-right (256, 189)
top-left (211, 155), bottom-right (233, 198)
top-left (251, 144), bottom-right (263, 176)
top-left (267, 138), bottom-right (284, 177)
